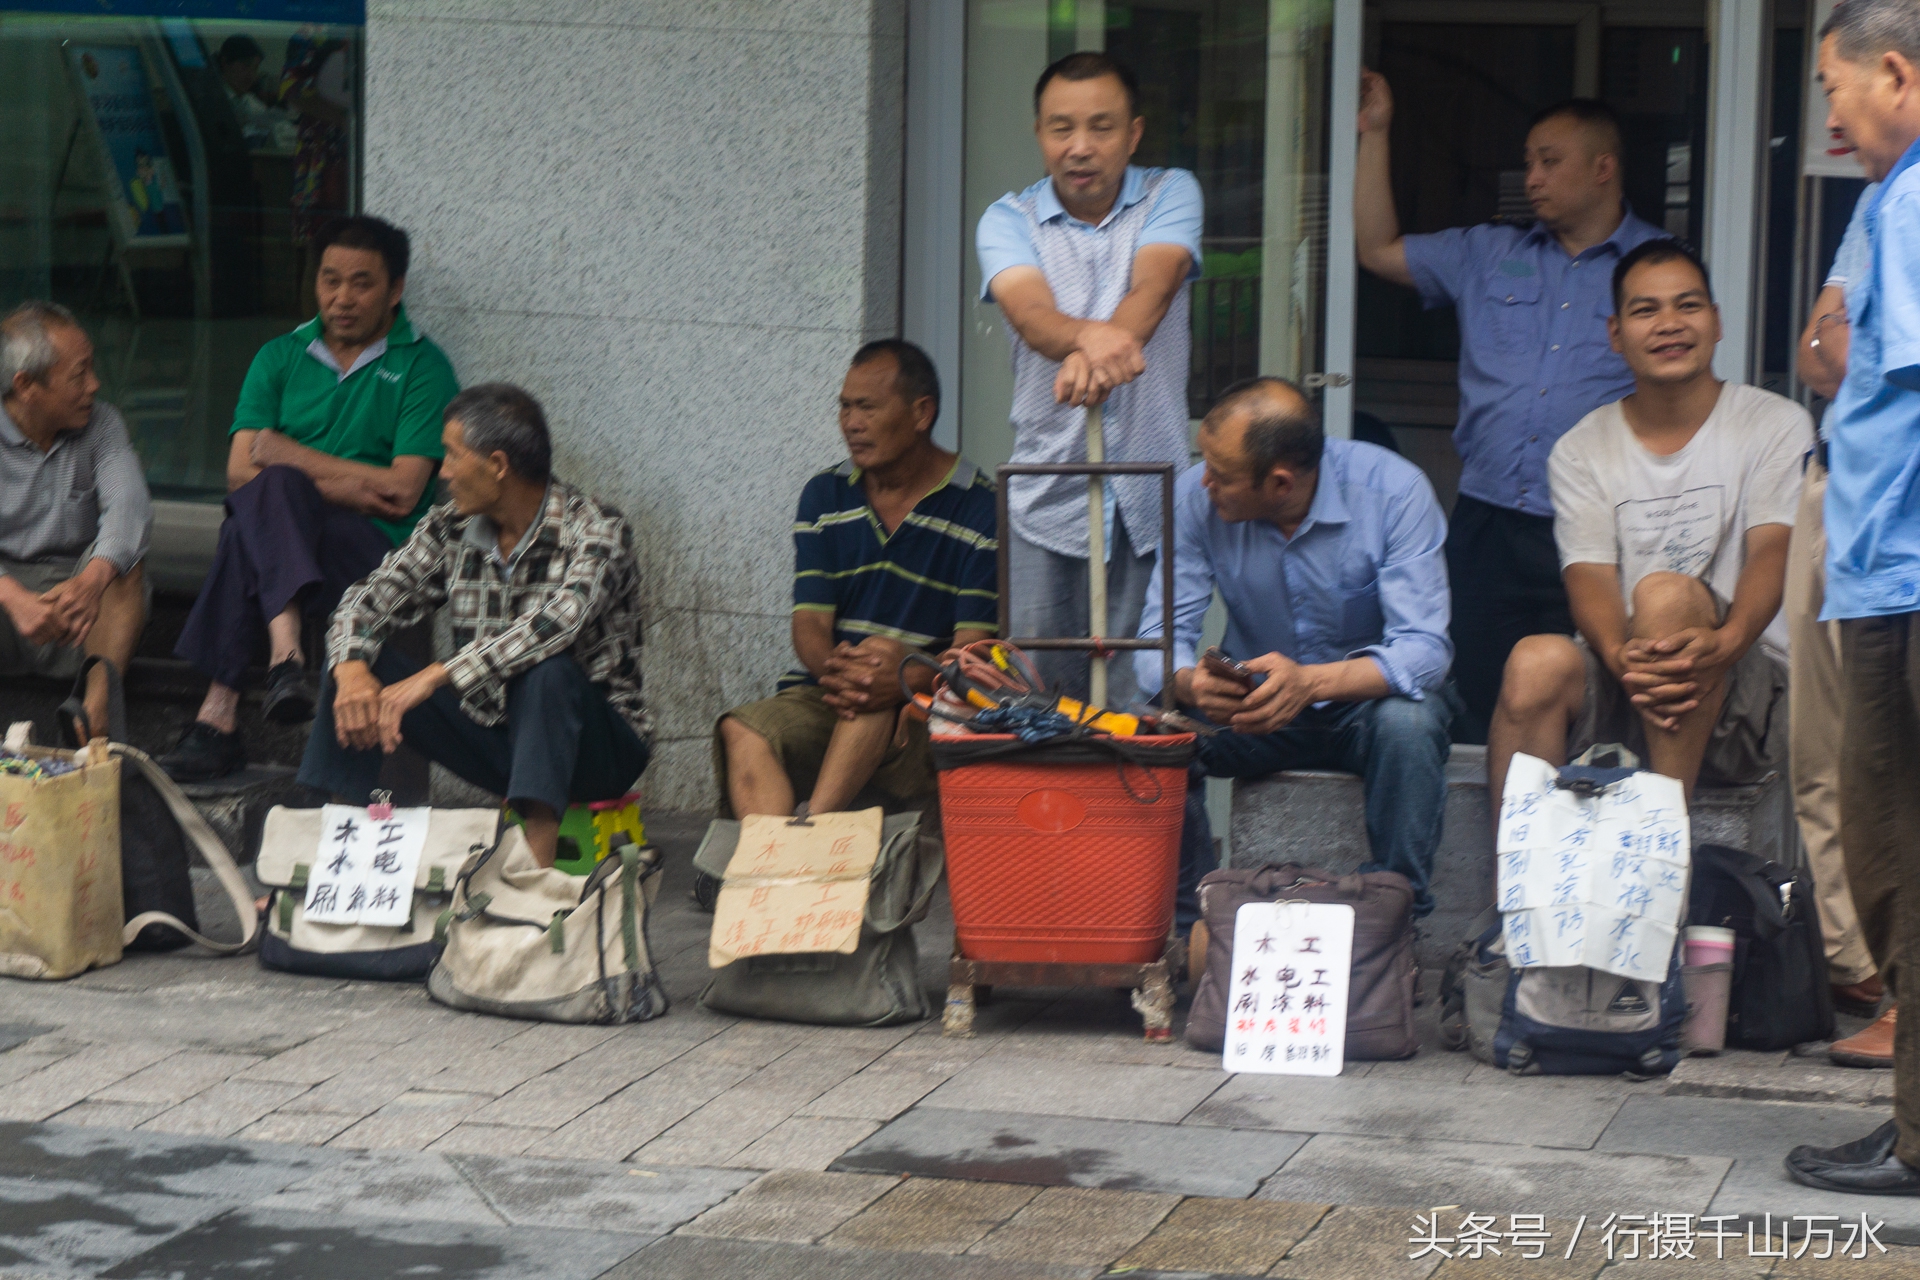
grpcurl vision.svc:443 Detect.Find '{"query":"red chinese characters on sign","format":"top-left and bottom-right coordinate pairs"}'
top-left (1220, 902), bottom-right (1356, 1077)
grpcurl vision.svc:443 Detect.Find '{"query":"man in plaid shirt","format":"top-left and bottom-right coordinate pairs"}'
top-left (297, 382), bottom-right (649, 867)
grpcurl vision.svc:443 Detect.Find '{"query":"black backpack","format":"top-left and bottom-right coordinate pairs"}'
top-left (1687, 844), bottom-right (1834, 1050)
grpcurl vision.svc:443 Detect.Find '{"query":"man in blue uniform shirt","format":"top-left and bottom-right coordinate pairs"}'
top-left (1355, 75), bottom-right (1666, 740)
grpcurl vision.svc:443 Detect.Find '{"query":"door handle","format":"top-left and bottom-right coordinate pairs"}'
top-left (1302, 373), bottom-right (1352, 389)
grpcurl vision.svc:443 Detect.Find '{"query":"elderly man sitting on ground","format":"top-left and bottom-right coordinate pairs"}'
top-left (0, 302), bottom-right (151, 741)
top-left (297, 383), bottom-right (650, 867)
top-left (714, 340), bottom-right (998, 827)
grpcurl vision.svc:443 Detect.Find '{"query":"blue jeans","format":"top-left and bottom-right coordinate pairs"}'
top-left (1176, 686), bottom-right (1461, 926)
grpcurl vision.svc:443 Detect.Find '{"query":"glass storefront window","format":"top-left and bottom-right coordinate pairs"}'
top-left (0, 2), bottom-right (362, 502)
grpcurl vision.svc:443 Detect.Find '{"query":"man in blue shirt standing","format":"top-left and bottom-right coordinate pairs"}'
top-left (977, 51), bottom-right (1202, 710)
top-left (1785, 0), bottom-right (1920, 1198)
top-left (1137, 378), bottom-right (1457, 925)
top-left (1355, 75), bottom-right (1666, 741)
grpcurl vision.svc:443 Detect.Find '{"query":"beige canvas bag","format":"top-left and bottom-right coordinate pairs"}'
top-left (428, 825), bottom-right (669, 1024)
top-left (0, 743), bottom-right (122, 979)
top-left (256, 805), bottom-right (501, 981)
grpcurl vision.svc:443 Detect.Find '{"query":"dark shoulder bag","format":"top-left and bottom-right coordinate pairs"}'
top-left (1687, 843), bottom-right (1833, 1050)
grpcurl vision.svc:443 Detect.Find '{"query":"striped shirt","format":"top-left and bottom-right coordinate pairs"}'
top-left (0, 400), bottom-right (152, 573)
top-left (326, 478), bottom-right (650, 741)
top-left (784, 457), bottom-right (998, 688)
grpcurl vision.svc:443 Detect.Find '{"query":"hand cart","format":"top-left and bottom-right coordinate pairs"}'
top-left (939, 407), bottom-right (1189, 1041)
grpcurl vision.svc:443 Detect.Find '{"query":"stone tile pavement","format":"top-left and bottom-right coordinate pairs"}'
top-left (0, 814), bottom-right (1914, 1277)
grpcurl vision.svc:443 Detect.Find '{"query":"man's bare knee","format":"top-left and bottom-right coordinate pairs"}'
top-left (1630, 571), bottom-right (1715, 633)
top-left (1496, 635), bottom-right (1585, 717)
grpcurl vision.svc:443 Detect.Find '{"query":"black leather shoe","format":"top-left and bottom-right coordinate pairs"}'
top-left (157, 722), bottom-right (245, 783)
top-left (261, 660), bottom-right (318, 725)
top-left (1788, 1119), bottom-right (1898, 1170)
top-left (1786, 1123), bottom-right (1920, 1195)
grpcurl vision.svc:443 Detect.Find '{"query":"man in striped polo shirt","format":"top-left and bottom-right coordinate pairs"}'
top-left (715, 340), bottom-right (997, 819)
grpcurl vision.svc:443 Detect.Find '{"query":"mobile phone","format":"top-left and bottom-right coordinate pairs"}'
top-left (1200, 646), bottom-right (1256, 688)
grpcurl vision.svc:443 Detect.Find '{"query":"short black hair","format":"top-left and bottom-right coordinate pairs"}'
top-left (1206, 376), bottom-right (1324, 476)
top-left (1528, 97), bottom-right (1624, 160)
top-left (444, 383), bottom-right (552, 482)
top-left (1033, 51), bottom-right (1140, 118)
top-left (851, 339), bottom-right (941, 421)
top-left (218, 34), bottom-right (264, 65)
top-left (316, 215), bottom-right (411, 284)
top-left (1610, 238), bottom-right (1710, 313)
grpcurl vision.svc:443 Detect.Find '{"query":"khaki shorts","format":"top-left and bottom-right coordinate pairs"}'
top-left (713, 683), bottom-right (935, 818)
top-left (0, 555), bottom-right (88, 682)
top-left (1569, 634), bottom-right (1788, 787)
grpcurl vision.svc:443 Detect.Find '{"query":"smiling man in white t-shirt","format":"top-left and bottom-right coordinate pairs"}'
top-left (1488, 238), bottom-right (1811, 803)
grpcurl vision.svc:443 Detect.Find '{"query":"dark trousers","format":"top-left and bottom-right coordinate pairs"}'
top-left (1176, 689), bottom-right (1460, 927)
top-left (1446, 494), bottom-right (1572, 743)
top-left (1837, 613), bottom-right (1920, 1165)
top-left (174, 466), bottom-right (391, 688)
top-left (298, 647), bottom-right (650, 818)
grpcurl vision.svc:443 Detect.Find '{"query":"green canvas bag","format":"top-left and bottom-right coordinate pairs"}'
top-left (695, 811), bottom-right (942, 1027)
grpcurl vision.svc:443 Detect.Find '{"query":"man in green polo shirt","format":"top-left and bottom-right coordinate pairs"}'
top-left (161, 215), bottom-right (459, 782)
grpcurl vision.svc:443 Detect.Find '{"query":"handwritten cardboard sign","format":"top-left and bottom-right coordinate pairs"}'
top-left (708, 808), bottom-right (883, 969)
top-left (1496, 753), bottom-right (1689, 982)
top-left (302, 804), bottom-right (430, 928)
top-left (1221, 901), bottom-right (1354, 1077)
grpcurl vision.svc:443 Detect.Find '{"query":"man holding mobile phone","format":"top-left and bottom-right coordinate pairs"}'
top-left (1137, 378), bottom-right (1458, 927)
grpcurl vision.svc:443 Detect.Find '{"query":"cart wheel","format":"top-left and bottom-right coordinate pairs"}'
top-left (943, 982), bottom-right (977, 1038)
top-left (1132, 963), bottom-right (1176, 1042)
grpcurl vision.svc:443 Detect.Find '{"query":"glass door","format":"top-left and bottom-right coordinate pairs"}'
top-left (958, 0), bottom-right (1362, 462)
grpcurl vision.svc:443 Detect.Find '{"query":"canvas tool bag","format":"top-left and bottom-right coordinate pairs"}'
top-left (256, 805), bottom-right (501, 981)
top-left (428, 825), bottom-right (670, 1024)
top-left (1, 719), bottom-right (257, 980)
top-left (696, 808), bottom-right (942, 1027)
top-left (1185, 862), bottom-right (1419, 1060)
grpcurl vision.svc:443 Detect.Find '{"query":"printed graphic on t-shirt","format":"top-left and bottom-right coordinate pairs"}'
top-left (1613, 485), bottom-right (1726, 581)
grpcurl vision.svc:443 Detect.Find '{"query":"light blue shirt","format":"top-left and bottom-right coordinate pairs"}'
top-left (1825, 183), bottom-right (1878, 300)
top-left (1135, 438), bottom-right (1454, 700)
top-left (974, 166), bottom-right (1204, 560)
top-left (1824, 140), bottom-right (1920, 621)
top-left (976, 166), bottom-right (1204, 298)
top-left (1402, 208), bottom-right (1669, 517)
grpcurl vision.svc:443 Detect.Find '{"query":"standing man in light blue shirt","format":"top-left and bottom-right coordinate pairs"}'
top-left (977, 50), bottom-right (1202, 708)
top-left (1136, 378), bottom-right (1457, 924)
top-left (1355, 75), bottom-right (1667, 742)
top-left (1784, 0), bottom-right (1920, 1199)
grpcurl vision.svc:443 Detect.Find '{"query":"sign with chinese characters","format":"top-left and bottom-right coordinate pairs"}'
top-left (708, 808), bottom-right (883, 969)
top-left (302, 804), bottom-right (430, 928)
top-left (1220, 901), bottom-right (1354, 1077)
top-left (1496, 753), bottom-right (1688, 982)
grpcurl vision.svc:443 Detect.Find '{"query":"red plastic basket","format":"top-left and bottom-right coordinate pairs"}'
top-left (933, 733), bottom-right (1194, 964)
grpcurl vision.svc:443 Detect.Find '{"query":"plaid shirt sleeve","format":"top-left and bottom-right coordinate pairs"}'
top-left (325, 505), bottom-right (453, 671)
top-left (440, 512), bottom-right (630, 698)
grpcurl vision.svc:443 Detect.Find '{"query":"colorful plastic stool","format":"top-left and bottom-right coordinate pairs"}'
top-left (507, 793), bottom-right (644, 875)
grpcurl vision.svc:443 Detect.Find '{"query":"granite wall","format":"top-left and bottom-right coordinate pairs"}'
top-left (363, 0), bottom-right (907, 808)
